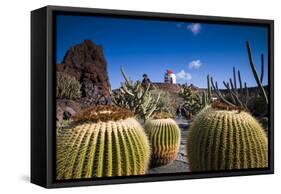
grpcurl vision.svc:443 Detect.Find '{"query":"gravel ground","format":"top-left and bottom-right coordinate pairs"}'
top-left (148, 118), bottom-right (191, 174)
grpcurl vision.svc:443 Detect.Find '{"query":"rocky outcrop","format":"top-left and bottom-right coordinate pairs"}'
top-left (56, 99), bottom-right (82, 126)
top-left (57, 40), bottom-right (111, 105)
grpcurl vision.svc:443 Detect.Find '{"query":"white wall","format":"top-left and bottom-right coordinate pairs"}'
top-left (0, 0), bottom-right (279, 193)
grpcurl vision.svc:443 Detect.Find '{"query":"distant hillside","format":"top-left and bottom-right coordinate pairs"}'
top-left (152, 83), bottom-right (181, 93)
top-left (197, 85), bottom-right (269, 98)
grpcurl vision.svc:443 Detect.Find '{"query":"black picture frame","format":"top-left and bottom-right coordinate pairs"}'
top-left (31, 5), bottom-right (274, 188)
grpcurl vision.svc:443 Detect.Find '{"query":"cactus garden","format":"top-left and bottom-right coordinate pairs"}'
top-left (55, 15), bottom-right (270, 180)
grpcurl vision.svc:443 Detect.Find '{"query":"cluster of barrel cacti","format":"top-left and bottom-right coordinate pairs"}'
top-left (187, 103), bottom-right (268, 171)
top-left (56, 105), bottom-right (150, 179)
top-left (145, 112), bottom-right (181, 167)
top-left (111, 67), bottom-right (161, 122)
top-left (56, 105), bottom-right (183, 180)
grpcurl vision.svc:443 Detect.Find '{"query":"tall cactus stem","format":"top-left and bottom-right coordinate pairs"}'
top-left (244, 82), bottom-right (249, 106)
top-left (233, 67), bottom-right (237, 91)
top-left (210, 76), bottom-right (235, 107)
top-left (260, 54), bottom-right (264, 83)
top-left (246, 41), bottom-right (268, 104)
top-left (238, 70), bottom-right (243, 94)
top-left (207, 74), bottom-right (212, 100)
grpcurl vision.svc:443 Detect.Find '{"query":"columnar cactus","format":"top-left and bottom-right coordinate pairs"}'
top-left (187, 103), bottom-right (268, 172)
top-left (56, 105), bottom-right (150, 180)
top-left (145, 113), bottom-right (181, 167)
top-left (180, 85), bottom-right (199, 114)
top-left (209, 41), bottom-right (268, 112)
top-left (111, 67), bottom-right (161, 122)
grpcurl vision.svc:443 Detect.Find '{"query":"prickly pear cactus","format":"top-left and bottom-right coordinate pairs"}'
top-left (145, 113), bottom-right (181, 167)
top-left (187, 103), bottom-right (268, 171)
top-left (56, 105), bottom-right (150, 180)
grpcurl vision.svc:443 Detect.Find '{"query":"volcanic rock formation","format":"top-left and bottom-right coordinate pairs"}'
top-left (57, 40), bottom-right (111, 105)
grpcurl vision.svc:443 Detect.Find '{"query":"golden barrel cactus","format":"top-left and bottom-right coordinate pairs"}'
top-left (187, 104), bottom-right (268, 172)
top-left (56, 105), bottom-right (150, 180)
top-left (145, 112), bottom-right (181, 167)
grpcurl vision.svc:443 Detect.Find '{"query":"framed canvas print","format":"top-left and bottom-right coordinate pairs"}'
top-left (31, 5), bottom-right (274, 188)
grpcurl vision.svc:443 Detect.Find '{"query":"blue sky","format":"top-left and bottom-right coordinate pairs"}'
top-left (56, 15), bottom-right (268, 89)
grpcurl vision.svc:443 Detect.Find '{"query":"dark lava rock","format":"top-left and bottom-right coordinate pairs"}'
top-left (56, 99), bottom-right (82, 125)
top-left (57, 40), bottom-right (111, 105)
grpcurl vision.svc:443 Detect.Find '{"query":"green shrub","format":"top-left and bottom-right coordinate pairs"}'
top-left (248, 96), bottom-right (268, 117)
top-left (150, 90), bottom-right (177, 117)
top-left (56, 72), bottom-right (81, 100)
top-left (179, 85), bottom-right (204, 117)
top-left (56, 119), bottom-right (73, 135)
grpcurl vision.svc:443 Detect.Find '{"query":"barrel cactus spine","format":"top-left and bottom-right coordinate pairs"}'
top-left (56, 105), bottom-right (150, 180)
top-left (187, 103), bottom-right (268, 172)
top-left (145, 112), bottom-right (181, 167)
